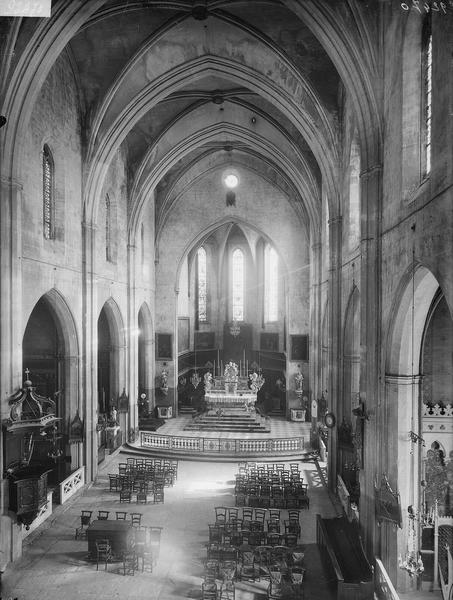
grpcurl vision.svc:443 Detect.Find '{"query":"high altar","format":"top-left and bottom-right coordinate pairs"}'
top-left (203, 362), bottom-right (261, 410)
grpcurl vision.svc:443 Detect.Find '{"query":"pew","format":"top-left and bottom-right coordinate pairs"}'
top-left (316, 514), bottom-right (374, 600)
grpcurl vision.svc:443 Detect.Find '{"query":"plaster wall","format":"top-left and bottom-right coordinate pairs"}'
top-left (156, 168), bottom-right (310, 390)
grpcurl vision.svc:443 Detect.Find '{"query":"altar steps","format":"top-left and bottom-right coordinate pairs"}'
top-left (184, 412), bottom-right (270, 433)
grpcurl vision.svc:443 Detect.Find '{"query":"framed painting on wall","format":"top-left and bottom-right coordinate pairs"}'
top-left (178, 318), bottom-right (190, 354)
top-left (194, 331), bottom-right (215, 350)
top-left (260, 333), bottom-right (279, 352)
top-left (156, 333), bottom-right (172, 360)
top-left (290, 334), bottom-right (309, 361)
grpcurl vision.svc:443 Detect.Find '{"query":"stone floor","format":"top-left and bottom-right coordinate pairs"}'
top-left (0, 451), bottom-right (443, 600)
top-left (1, 453), bottom-right (342, 600)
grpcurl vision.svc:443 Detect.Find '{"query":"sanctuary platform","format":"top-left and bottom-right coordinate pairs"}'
top-left (125, 414), bottom-right (312, 461)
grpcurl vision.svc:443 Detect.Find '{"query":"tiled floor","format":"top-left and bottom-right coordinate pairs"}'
top-left (1, 454), bottom-right (340, 600)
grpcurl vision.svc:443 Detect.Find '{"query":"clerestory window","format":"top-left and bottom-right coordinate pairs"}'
top-left (264, 245), bottom-right (278, 322)
top-left (197, 246), bottom-right (207, 322)
top-left (42, 145), bottom-right (54, 240)
top-left (232, 248), bottom-right (244, 321)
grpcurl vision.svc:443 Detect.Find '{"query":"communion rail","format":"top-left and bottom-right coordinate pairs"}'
top-left (139, 431), bottom-right (305, 456)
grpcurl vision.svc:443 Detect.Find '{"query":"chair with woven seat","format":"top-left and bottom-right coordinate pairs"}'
top-left (209, 524), bottom-right (223, 544)
top-left (130, 512), bottom-right (142, 527)
top-left (267, 519), bottom-right (281, 534)
top-left (119, 489), bottom-right (132, 503)
top-left (75, 510), bottom-right (93, 539)
top-left (287, 510), bottom-right (300, 522)
top-left (215, 506), bottom-right (228, 525)
top-left (219, 578), bottom-right (235, 600)
top-left (284, 519), bottom-right (301, 537)
top-left (116, 511), bottom-right (128, 520)
top-left (122, 548), bottom-right (138, 576)
top-left (266, 532), bottom-right (282, 547)
top-left (97, 510), bottom-right (110, 520)
top-left (134, 528), bottom-right (153, 572)
top-left (153, 486), bottom-right (164, 504)
top-left (201, 580), bottom-right (217, 600)
top-left (95, 539), bottom-right (112, 571)
top-left (109, 474), bottom-right (120, 492)
top-left (267, 564), bottom-right (284, 599)
top-left (237, 546), bottom-right (259, 582)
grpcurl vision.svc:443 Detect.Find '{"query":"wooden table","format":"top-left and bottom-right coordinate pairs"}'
top-left (87, 519), bottom-right (134, 559)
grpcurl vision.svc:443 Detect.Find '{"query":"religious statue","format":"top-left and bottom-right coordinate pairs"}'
top-left (224, 361), bottom-right (239, 394)
top-left (204, 371), bottom-right (213, 391)
top-left (109, 405), bottom-right (117, 425)
top-left (159, 369), bottom-right (169, 395)
top-left (295, 367), bottom-right (304, 394)
top-left (224, 361), bottom-right (239, 383)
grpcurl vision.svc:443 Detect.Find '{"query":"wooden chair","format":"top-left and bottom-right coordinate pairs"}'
top-left (237, 547), bottom-right (259, 582)
top-left (122, 549), bottom-right (138, 576)
top-left (215, 506), bottom-right (228, 525)
top-left (119, 489), bottom-right (132, 503)
top-left (95, 539), bottom-right (112, 571)
top-left (153, 486), bottom-right (164, 504)
top-left (115, 511), bottom-right (128, 520)
top-left (97, 510), bottom-right (110, 520)
top-left (109, 474), bottom-right (120, 492)
top-left (130, 512), bottom-right (142, 527)
top-left (201, 581), bottom-right (217, 600)
top-left (75, 510), bottom-right (92, 539)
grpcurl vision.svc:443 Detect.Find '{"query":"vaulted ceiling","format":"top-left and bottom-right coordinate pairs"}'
top-left (2, 0), bottom-right (381, 238)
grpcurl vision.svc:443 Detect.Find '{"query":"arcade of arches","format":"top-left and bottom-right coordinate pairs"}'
top-left (0, 1), bottom-right (452, 597)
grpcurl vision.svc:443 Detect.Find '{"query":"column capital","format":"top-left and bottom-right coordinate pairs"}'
top-left (359, 164), bottom-right (382, 179)
top-left (328, 216), bottom-right (342, 226)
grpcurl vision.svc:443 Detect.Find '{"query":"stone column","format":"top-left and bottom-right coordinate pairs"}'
top-left (127, 243), bottom-right (138, 439)
top-left (310, 240), bottom-right (322, 442)
top-left (358, 163), bottom-right (383, 557)
top-left (327, 216), bottom-right (342, 491)
top-left (81, 221), bottom-right (98, 482)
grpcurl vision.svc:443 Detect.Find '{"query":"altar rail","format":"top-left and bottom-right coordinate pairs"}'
top-left (140, 431), bottom-right (305, 456)
top-left (58, 466), bottom-right (85, 504)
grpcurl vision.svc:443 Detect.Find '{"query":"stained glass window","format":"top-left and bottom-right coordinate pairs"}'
top-left (265, 246), bottom-right (278, 322)
top-left (423, 16), bottom-right (432, 176)
top-left (232, 248), bottom-right (244, 321)
top-left (197, 246), bottom-right (207, 322)
top-left (43, 145), bottom-right (54, 239)
top-left (105, 194), bottom-right (111, 261)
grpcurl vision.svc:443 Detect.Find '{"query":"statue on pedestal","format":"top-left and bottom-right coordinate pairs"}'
top-left (204, 371), bottom-right (213, 392)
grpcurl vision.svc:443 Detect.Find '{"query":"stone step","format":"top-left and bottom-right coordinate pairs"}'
top-left (184, 425), bottom-right (271, 432)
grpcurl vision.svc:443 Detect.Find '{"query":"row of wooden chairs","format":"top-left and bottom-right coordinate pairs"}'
top-left (238, 462), bottom-right (300, 475)
top-left (215, 506), bottom-right (301, 525)
top-left (75, 509), bottom-right (145, 539)
top-left (235, 485), bottom-right (309, 510)
top-left (118, 484), bottom-right (164, 505)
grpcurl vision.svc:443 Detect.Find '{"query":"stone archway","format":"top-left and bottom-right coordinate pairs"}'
top-left (21, 289), bottom-right (80, 476)
top-left (384, 265), bottom-right (440, 589)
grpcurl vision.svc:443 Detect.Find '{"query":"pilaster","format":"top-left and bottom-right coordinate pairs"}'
top-left (327, 215), bottom-right (342, 492)
top-left (82, 220), bottom-right (98, 482)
